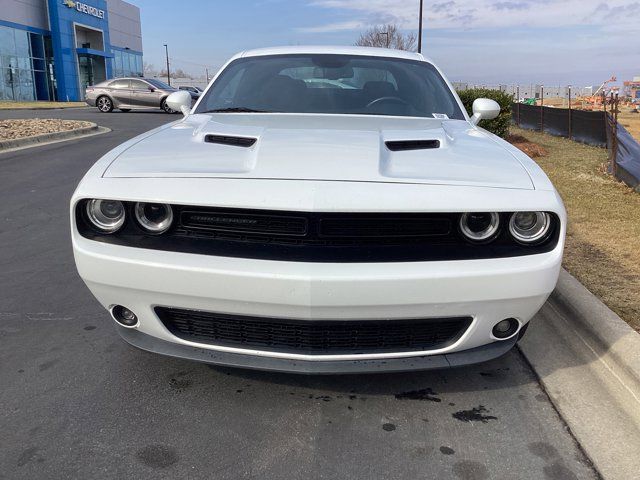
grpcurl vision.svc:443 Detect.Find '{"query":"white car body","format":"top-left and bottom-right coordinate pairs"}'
top-left (71, 46), bottom-right (565, 373)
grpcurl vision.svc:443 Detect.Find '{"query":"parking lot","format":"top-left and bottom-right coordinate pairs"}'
top-left (0, 108), bottom-right (599, 480)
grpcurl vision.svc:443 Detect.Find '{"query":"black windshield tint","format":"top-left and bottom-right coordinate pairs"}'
top-left (195, 54), bottom-right (464, 119)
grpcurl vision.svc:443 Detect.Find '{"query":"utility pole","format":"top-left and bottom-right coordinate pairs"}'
top-left (205, 68), bottom-right (209, 83)
top-left (418, 0), bottom-right (424, 53)
top-left (568, 85), bottom-right (572, 140)
top-left (163, 44), bottom-right (170, 86)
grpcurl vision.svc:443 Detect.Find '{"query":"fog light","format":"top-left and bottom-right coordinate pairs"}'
top-left (112, 305), bottom-right (138, 327)
top-left (492, 318), bottom-right (519, 339)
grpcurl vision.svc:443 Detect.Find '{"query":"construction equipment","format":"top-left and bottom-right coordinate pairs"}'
top-left (580, 76), bottom-right (618, 110)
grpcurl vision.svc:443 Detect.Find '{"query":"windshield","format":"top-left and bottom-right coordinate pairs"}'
top-left (146, 78), bottom-right (173, 89)
top-left (195, 54), bottom-right (465, 119)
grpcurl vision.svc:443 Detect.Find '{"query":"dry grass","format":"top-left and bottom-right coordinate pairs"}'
top-left (618, 108), bottom-right (640, 143)
top-left (511, 127), bottom-right (640, 332)
top-left (0, 101), bottom-right (86, 110)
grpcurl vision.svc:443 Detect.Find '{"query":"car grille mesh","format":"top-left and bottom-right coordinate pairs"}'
top-left (155, 307), bottom-right (472, 355)
top-left (177, 208), bottom-right (453, 247)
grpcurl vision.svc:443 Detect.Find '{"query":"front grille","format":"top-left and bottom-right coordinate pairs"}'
top-left (155, 307), bottom-right (472, 355)
top-left (179, 208), bottom-right (451, 243)
top-left (180, 210), bottom-right (308, 236)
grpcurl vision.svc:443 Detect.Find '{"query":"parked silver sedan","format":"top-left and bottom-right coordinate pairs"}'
top-left (85, 78), bottom-right (179, 113)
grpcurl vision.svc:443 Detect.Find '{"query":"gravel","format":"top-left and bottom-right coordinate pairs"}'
top-left (0, 118), bottom-right (93, 141)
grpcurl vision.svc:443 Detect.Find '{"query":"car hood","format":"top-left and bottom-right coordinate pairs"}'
top-left (102, 114), bottom-right (534, 190)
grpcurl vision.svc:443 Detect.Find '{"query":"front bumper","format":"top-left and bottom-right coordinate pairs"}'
top-left (118, 325), bottom-right (519, 374)
top-left (73, 233), bottom-right (562, 369)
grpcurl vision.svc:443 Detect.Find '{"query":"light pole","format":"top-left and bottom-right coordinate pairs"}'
top-left (418, 0), bottom-right (424, 53)
top-left (163, 44), bottom-right (170, 86)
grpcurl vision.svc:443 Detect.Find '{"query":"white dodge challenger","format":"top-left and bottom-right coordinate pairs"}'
top-left (71, 46), bottom-right (565, 373)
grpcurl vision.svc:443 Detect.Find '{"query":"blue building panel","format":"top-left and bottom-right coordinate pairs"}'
top-left (47, 0), bottom-right (113, 100)
top-left (1, 0), bottom-right (142, 102)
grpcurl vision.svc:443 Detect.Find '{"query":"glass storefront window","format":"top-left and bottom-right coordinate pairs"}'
top-left (18, 69), bottom-right (35, 101)
top-left (112, 49), bottom-right (143, 78)
top-left (0, 25), bottom-right (49, 101)
top-left (14, 30), bottom-right (30, 58)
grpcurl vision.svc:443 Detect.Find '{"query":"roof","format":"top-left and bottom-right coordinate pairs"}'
top-left (238, 45), bottom-right (429, 63)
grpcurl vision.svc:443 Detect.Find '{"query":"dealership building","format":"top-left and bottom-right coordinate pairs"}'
top-left (1, 0), bottom-right (142, 101)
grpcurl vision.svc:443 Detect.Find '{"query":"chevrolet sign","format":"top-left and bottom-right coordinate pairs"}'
top-left (63, 0), bottom-right (105, 19)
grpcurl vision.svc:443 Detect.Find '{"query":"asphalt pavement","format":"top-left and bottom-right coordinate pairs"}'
top-left (0, 107), bottom-right (600, 479)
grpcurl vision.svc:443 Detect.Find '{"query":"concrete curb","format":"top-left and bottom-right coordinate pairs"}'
top-left (520, 268), bottom-right (640, 480)
top-left (553, 269), bottom-right (640, 391)
top-left (0, 123), bottom-right (100, 151)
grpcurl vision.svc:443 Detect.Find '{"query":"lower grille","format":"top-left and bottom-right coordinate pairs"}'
top-left (155, 307), bottom-right (472, 355)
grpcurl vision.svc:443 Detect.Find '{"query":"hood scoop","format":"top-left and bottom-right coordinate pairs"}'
top-left (385, 139), bottom-right (441, 151)
top-left (204, 134), bottom-right (257, 148)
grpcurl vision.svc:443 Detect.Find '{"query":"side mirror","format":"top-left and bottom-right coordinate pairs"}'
top-left (470, 98), bottom-right (500, 125)
top-left (166, 90), bottom-right (192, 116)
top-left (148, 86), bottom-right (156, 92)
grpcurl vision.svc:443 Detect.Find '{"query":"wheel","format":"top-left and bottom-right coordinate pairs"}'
top-left (120, 109), bottom-right (131, 112)
top-left (161, 99), bottom-right (175, 114)
top-left (96, 96), bottom-right (113, 113)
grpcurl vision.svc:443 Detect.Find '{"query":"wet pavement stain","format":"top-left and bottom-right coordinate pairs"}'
top-left (440, 446), bottom-right (455, 455)
top-left (452, 406), bottom-right (497, 423)
top-left (168, 377), bottom-right (191, 393)
top-left (452, 460), bottom-right (490, 480)
top-left (528, 442), bottom-right (558, 461)
top-left (135, 444), bottom-right (179, 469)
top-left (38, 359), bottom-right (59, 372)
top-left (382, 423), bottom-right (396, 432)
top-left (395, 388), bottom-right (442, 402)
top-left (543, 462), bottom-right (579, 480)
top-left (16, 447), bottom-right (40, 467)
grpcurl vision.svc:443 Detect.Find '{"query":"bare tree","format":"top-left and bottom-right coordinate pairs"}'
top-left (143, 62), bottom-right (157, 76)
top-left (355, 24), bottom-right (417, 51)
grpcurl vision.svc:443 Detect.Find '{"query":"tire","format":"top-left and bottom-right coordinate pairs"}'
top-left (120, 108), bottom-right (131, 112)
top-left (161, 99), bottom-right (175, 114)
top-left (96, 96), bottom-right (113, 113)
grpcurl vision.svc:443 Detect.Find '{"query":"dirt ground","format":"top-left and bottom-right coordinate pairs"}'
top-left (510, 127), bottom-right (640, 332)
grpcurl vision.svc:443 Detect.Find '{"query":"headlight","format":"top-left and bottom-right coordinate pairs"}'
top-left (134, 203), bottom-right (173, 234)
top-left (509, 212), bottom-right (551, 244)
top-left (86, 199), bottom-right (125, 233)
top-left (459, 212), bottom-right (500, 242)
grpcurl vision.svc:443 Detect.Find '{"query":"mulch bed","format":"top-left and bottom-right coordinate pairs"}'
top-left (0, 119), bottom-right (93, 141)
top-left (506, 133), bottom-right (548, 158)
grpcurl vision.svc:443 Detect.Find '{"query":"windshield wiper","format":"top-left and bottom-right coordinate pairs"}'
top-left (203, 107), bottom-right (270, 113)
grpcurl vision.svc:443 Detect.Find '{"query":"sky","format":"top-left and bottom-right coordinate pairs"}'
top-left (132, 0), bottom-right (640, 87)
